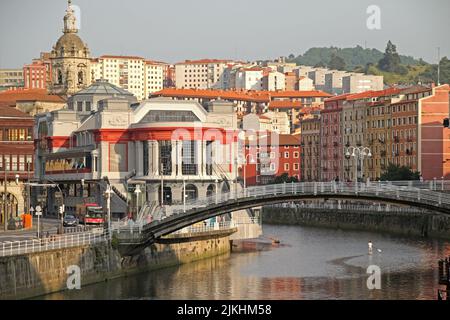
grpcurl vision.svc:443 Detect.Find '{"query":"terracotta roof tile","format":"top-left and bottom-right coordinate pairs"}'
top-left (0, 89), bottom-right (65, 105)
top-left (0, 105), bottom-right (32, 118)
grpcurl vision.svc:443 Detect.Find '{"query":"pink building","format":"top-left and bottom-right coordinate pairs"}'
top-left (419, 84), bottom-right (450, 179)
top-left (320, 94), bottom-right (350, 181)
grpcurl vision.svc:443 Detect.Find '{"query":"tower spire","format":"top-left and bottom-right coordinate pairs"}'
top-left (63, 0), bottom-right (77, 33)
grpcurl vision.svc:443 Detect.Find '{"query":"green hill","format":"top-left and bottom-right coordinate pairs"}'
top-left (287, 46), bottom-right (423, 71)
top-left (287, 45), bottom-right (449, 86)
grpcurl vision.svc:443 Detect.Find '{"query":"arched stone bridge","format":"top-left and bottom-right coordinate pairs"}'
top-left (114, 181), bottom-right (450, 255)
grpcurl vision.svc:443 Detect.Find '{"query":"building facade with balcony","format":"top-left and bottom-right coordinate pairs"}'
top-left (0, 106), bottom-right (34, 225)
top-left (34, 80), bottom-right (241, 217)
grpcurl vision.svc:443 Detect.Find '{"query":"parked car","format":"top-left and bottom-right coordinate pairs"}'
top-left (63, 214), bottom-right (79, 227)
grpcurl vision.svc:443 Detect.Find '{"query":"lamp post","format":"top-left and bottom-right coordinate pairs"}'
top-left (105, 185), bottom-right (112, 240)
top-left (183, 178), bottom-right (186, 212)
top-left (215, 179), bottom-right (218, 204)
top-left (45, 178), bottom-right (64, 234)
top-left (26, 160), bottom-right (31, 215)
top-left (3, 162), bottom-right (7, 231)
top-left (134, 184), bottom-right (141, 218)
top-left (243, 153), bottom-right (256, 191)
top-left (345, 146), bottom-right (372, 191)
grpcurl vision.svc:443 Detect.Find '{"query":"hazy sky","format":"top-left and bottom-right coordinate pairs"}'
top-left (1, 0), bottom-right (449, 68)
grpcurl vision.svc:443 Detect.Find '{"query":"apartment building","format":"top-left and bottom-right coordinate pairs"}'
top-left (90, 55), bottom-right (146, 100)
top-left (235, 67), bottom-right (264, 90)
top-left (342, 74), bottom-right (384, 94)
top-left (23, 53), bottom-right (52, 90)
top-left (174, 59), bottom-right (230, 89)
top-left (0, 69), bottom-right (24, 91)
top-left (90, 55), bottom-right (167, 100)
top-left (324, 70), bottom-right (355, 95)
top-left (262, 71), bottom-right (286, 91)
top-left (242, 133), bottom-right (301, 186)
top-left (145, 60), bottom-right (164, 94)
top-left (320, 94), bottom-right (348, 181)
top-left (242, 112), bottom-right (289, 134)
top-left (300, 116), bottom-right (321, 181)
top-left (307, 68), bottom-right (329, 91)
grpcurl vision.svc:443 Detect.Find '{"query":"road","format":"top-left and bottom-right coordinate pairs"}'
top-left (0, 218), bottom-right (65, 242)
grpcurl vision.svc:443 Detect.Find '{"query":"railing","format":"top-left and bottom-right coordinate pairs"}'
top-left (143, 180), bottom-right (450, 228)
top-left (170, 221), bottom-right (236, 235)
top-left (268, 202), bottom-right (426, 213)
top-left (0, 230), bottom-right (109, 257)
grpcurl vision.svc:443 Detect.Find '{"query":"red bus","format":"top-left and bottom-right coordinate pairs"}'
top-left (75, 203), bottom-right (104, 225)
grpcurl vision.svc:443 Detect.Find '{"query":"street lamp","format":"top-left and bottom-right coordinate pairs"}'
top-left (345, 146), bottom-right (372, 190)
top-left (243, 153), bottom-right (256, 190)
top-left (104, 185), bottom-right (113, 240)
top-left (183, 178), bottom-right (186, 212)
top-left (134, 184), bottom-right (141, 217)
top-left (44, 178), bottom-right (64, 234)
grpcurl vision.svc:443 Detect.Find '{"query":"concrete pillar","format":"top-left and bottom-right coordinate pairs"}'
top-left (150, 141), bottom-right (159, 176)
top-left (135, 141), bottom-right (143, 176)
top-left (196, 140), bottom-right (202, 176)
top-left (171, 141), bottom-right (177, 177)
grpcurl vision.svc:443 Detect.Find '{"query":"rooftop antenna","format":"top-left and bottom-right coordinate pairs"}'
top-left (437, 47), bottom-right (441, 86)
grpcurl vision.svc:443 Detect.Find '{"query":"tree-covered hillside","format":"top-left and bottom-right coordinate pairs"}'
top-left (287, 45), bottom-right (422, 71)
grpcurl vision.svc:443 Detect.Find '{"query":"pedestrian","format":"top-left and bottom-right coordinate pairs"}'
top-left (334, 176), bottom-right (339, 183)
top-left (419, 174), bottom-right (424, 183)
top-left (368, 240), bottom-right (373, 255)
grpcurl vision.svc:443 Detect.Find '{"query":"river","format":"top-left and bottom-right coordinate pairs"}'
top-left (41, 224), bottom-right (450, 300)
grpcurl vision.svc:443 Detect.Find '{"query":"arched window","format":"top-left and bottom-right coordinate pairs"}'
top-left (78, 71), bottom-right (84, 85)
top-left (185, 184), bottom-right (198, 201)
top-left (159, 186), bottom-right (172, 205)
top-left (58, 70), bottom-right (63, 84)
top-left (206, 184), bottom-right (215, 197)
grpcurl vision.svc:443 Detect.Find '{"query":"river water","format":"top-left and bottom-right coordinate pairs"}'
top-left (42, 224), bottom-right (450, 300)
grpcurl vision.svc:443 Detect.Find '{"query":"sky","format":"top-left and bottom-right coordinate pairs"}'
top-left (0, 0), bottom-right (449, 68)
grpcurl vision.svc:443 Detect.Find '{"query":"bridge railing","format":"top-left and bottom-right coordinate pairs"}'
top-left (0, 229), bottom-right (108, 257)
top-left (132, 181), bottom-right (450, 232)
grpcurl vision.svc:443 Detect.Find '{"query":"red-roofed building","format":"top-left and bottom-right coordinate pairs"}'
top-left (0, 89), bottom-right (65, 115)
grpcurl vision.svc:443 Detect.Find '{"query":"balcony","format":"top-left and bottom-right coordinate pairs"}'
top-left (356, 141), bottom-right (362, 146)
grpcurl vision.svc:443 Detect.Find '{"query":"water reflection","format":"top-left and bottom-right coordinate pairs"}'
top-left (41, 225), bottom-right (450, 300)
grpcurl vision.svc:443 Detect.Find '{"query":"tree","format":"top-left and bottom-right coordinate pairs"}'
top-left (377, 40), bottom-right (402, 72)
top-left (272, 173), bottom-right (299, 184)
top-left (314, 61), bottom-right (327, 68)
top-left (328, 53), bottom-right (346, 70)
top-left (379, 164), bottom-right (420, 181)
top-left (288, 53), bottom-right (295, 60)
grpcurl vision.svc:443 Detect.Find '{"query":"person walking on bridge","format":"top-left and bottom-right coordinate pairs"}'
top-left (368, 240), bottom-right (373, 255)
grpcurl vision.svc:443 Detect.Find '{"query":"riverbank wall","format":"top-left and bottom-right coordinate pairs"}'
top-left (262, 207), bottom-right (450, 239)
top-left (0, 232), bottom-right (231, 300)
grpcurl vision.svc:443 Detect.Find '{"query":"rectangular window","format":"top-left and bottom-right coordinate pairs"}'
top-left (284, 163), bottom-right (289, 171)
top-left (284, 152), bottom-right (289, 158)
top-left (85, 101), bottom-right (92, 112)
top-left (182, 140), bottom-right (197, 175)
top-left (77, 101), bottom-right (83, 112)
top-left (293, 151), bottom-right (299, 158)
top-left (159, 140), bottom-right (172, 175)
top-left (19, 155), bottom-right (25, 171)
top-left (294, 163), bottom-right (299, 170)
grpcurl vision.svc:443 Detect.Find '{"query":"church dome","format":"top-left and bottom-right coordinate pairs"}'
top-left (54, 33), bottom-right (87, 54)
